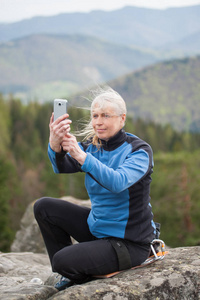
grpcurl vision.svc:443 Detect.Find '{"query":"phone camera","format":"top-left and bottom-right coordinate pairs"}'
top-left (58, 102), bottom-right (62, 106)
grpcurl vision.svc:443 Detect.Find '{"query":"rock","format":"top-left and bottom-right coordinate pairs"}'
top-left (8, 198), bottom-right (200, 298)
top-left (0, 251), bottom-right (56, 300)
top-left (11, 196), bottom-right (91, 253)
top-left (10, 201), bottom-right (46, 253)
top-left (48, 246), bottom-right (200, 300)
top-left (0, 247), bottom-right (199, 299)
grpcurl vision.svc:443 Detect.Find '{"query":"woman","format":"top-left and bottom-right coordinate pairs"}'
top-left (34, 87), bottom-right (156, 290)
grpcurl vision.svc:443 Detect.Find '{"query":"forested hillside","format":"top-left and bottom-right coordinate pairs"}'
top-left (1, 5), bottom-right (200, 103)
top-left (0, 95), bottom-right (200, 251)
top-left (0, 34), bottom-right (158, 100)
top-left (1, 40), bottom-right (200, 132)
top-left (108, 56), bottom-right (200, 132)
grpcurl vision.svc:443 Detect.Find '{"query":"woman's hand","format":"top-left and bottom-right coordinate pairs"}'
top-left (49, 113), bottom-right (71, 153)
top-left (62, 133), bottom-right (87, 165)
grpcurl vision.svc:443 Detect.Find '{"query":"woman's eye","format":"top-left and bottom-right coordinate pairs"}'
top-left (104, 114), bottom-right (110, 119)
top-left (93, 114), bottom-right (98, 119)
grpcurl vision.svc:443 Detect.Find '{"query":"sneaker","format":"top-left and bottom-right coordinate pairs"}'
top-left (54, 276), bottom-right (74, 291)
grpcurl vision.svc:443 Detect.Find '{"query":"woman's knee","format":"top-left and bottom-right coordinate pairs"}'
top-left (33, 197), bottom-right (50, 219)
top-left (52, 251), bottom-right (66, 274)
top-left (52, 246), bottom-right (78, 275)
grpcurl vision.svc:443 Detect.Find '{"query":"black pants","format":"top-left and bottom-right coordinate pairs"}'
top-left (34, 197), bottom-right (150, 283)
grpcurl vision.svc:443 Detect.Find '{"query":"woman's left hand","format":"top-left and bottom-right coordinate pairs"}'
top-left (62, 133), bottom-right (87, 165)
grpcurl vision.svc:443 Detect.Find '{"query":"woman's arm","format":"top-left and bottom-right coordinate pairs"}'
top-left (61, 133), bottom-right (87, 166)
top-left (81, 149), bottom-right (152, 193)
top-left (48, 129), bottom-right (87, 173)
top-left (48, 143), bottom-right (83, 173)
top-left (48, 112), bottom-right (85, 173)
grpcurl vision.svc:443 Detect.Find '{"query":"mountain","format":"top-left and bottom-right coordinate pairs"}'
top-left (0, 34), bottom-right (159, 101)
top-left (1, 4), bottom-right (199, 130)
top-left (164, 31), bottom-right (200, 55)
top-left (0, 5), bottom-right (200, 53)
top-left (102, 56), bottom-right (200, 132)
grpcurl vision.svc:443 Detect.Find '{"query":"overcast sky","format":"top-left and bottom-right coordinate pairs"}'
top-left (1, 0), bottom-right (200, 23)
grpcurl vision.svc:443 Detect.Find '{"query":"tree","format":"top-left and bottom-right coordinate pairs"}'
top-left (0, 158), bottom-right (16, 251)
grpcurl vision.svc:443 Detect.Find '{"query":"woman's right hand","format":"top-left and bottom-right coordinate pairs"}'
top-left (49, 113), bottom-right (72, 153)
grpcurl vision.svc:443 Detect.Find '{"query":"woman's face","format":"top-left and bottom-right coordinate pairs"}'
top-left (91, 104), bottom-right (126, 141)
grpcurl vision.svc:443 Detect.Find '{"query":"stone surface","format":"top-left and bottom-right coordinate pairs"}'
top-left (0, 251), bottom-right (56, 300)
top-left (48, 246), bottom-right (200, 300)
top-left (7, 198), bottom-right (200, 299)
top-left (0, 247), bottom-right (200, 299)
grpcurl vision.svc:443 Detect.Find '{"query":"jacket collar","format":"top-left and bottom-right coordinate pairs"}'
top-left (100, 129), bottom-right (126, 151)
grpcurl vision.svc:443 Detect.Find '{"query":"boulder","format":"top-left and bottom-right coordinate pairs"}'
top-left (48, 246), bottom-right (200, 300)
top-left (8, 198), bottom-right (200, 299)
top-left (0, 246), bottom-right (200, 299)
top-left (11, 196), bottom-right (91, 253)
top-left (0, 251), bottom-right (55, 300)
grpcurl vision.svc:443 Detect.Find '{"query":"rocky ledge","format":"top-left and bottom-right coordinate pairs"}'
top-left (0, 246), bottom-right (200, 300)
top-left (2, 197), bottom-right (200, 299)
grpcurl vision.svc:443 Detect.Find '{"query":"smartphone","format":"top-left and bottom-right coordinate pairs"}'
top-left (54, 99), bottom-right (68, 121)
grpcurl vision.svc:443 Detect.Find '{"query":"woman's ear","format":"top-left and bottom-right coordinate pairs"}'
top-left (121, 114), bottom-right (126, 126)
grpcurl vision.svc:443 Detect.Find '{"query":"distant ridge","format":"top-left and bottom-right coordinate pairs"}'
top-left (0, 5), bottom-right (200, 132)
top-left (0, 34), bottom-right (159, 99)
top-left (0, 5), bottom-right (200, 51)
top-left (108, 55), bottom-right (200, 132)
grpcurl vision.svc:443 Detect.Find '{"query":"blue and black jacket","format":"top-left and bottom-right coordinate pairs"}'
top-left (48, 129), bottom-right (156, 244)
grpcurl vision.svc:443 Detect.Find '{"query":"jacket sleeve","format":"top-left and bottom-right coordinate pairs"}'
top-left (48, 143), bottom-right (82, 173)
top-left (81, 149), bottom-right (152, 193)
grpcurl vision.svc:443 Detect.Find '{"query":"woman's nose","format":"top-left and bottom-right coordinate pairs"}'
top-left (96, 116), bottom-right (103, 124)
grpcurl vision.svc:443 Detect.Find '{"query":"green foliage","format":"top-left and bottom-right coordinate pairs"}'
top-left (124, 117), bottom-right (200, 153)
top-left (41, 163), bottom-right (88, 200)
top-left (0, 157), bottom-right (17, 251)
top-left (0, 95), bottom-right (200, 251)
top-left (0, 94), bottom-right (11, 155)
top-left (151, 151), bottom-right (200, 247)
